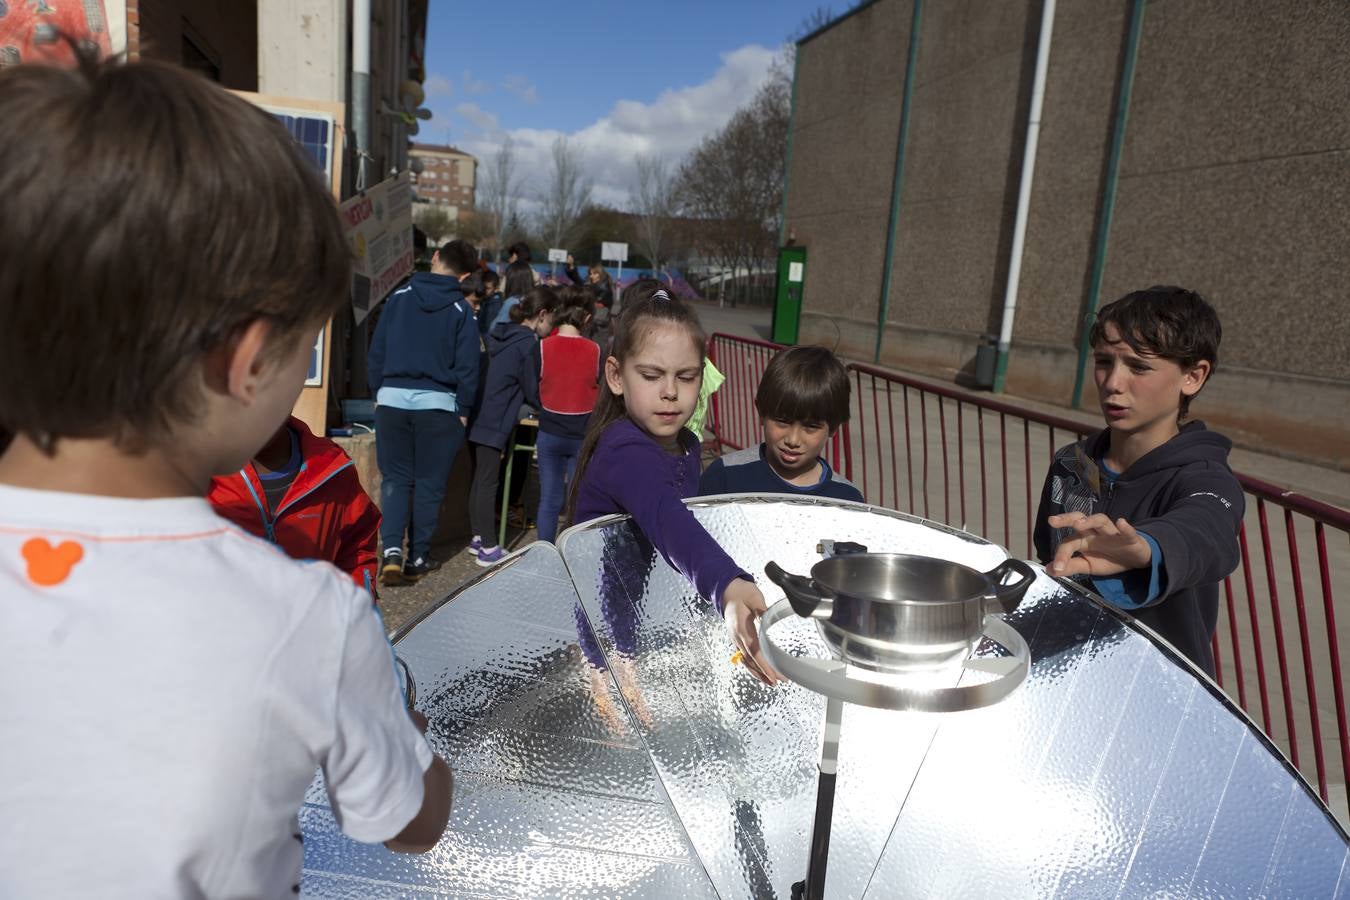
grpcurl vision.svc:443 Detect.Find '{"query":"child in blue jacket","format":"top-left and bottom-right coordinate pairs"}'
top-left (467, 286), bottom-right (558, 565)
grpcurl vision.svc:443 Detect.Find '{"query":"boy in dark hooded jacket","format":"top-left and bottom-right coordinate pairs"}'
top-left (1034, 286), bottom-right (1243, 677)
top-left (368, 239), bottom-right (480, 584)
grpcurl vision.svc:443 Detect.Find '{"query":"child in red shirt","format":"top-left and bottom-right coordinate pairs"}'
top-left (209, 416), bottom-right (382, 594)
top-left (536, 286), bottom-right (602, 542)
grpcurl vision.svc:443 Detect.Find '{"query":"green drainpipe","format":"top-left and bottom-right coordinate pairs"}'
top-left (1071, 0), bottom-right (1147, 408)
top-left (778, 50), bottom-right (800, 246)
top-left (874, 0), bottom-right (925, 364)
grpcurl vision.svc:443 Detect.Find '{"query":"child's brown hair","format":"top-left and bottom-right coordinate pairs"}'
top-left (0, 53), bottom-right (351, 453)
top-left (1089, 285), bottom-right (1221, 418)
top-left (755, 345), bottom-right (851, 432)
top-left (554, 285), bottom-right (596, 330)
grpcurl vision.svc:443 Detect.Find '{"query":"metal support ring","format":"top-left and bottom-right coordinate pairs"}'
top-left (758, 599), bottom-right (1030, 712)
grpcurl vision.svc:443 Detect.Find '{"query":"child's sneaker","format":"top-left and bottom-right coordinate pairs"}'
top-left (380, 551), bottom-right (405, 586)
top-left (402, 556), bottom-right (441, 582)
top-left (469, 536), bottom-right (483, 554)
top-left (474, 545), bottom-right (505, 568)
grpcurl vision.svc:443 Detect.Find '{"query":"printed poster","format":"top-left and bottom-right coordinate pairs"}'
top-left (340, 171), bottom-right (414, 325)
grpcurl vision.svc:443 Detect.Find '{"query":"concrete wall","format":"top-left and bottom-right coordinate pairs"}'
top-left (788, 0), bottom-right (1350, 466)
top-left (257, 0), bottom-right (347, 103)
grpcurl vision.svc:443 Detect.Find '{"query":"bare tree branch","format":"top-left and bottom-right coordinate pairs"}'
top-left (478, 137), bottom-right (522, 261)
top-left (632, 154), bottom-right (677, 273)
top-left (674, 56), bottom-right (792, 302)
top-left (538, 136), bottom-right (593, 254)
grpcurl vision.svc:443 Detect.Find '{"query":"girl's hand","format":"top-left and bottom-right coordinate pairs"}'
top-left (1047, 512), bottom-right (1152, 577)
top-left (721, 579), bottom-right (783, 686)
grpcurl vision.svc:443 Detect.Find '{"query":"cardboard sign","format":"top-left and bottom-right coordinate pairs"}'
top-left (548, 248), bottom-right (568, 263)
top-left (601, 241), bottom-right (629, 263)
top-left (341, 171), bottom-right (414, 324)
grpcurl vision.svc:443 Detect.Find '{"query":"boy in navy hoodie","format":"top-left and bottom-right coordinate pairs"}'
top-left (700, 346), bottom-right (862, 502)
top-left (369, 239), bottom-right (481, 584)
top-left (1034, 286), bottom-right (1243, 676)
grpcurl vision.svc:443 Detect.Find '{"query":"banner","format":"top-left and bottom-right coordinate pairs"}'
top-left (341, 171), bottom-right (414, 325)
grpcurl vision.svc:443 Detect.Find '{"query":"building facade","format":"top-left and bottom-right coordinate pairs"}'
top-left (784, 0), bottom-right (1350, 467)
top-left (410, 143), bottom-right (477, 215)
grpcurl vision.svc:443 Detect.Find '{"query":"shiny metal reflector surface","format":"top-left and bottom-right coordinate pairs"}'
top-left (302, 497), bottom-right (1348, 898)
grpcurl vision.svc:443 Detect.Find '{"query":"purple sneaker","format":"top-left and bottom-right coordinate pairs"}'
top-left (474, 545), bottom-right (505, 568)
top-left (470, 536), bottom-right (483, 553)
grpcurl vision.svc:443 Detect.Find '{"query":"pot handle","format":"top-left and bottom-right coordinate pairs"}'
top-left (764, 561), bottom-right (832, 619)
top-left (984, 558), bottom-right (1036, 616)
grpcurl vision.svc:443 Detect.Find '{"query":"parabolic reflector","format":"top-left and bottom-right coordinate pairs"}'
top-left (300, 497), bottom-right (1348, 898)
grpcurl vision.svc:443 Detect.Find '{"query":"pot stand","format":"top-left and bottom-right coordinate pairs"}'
top-left (760, 598), bottom-right (1030, 900)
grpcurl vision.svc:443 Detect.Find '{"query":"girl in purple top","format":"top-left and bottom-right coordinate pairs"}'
top-left (566, 281), bottom-right (781, 685)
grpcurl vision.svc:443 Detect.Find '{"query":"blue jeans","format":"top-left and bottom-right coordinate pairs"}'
top-left (535, 430), bottom-right (582, 542)
top-left (375, 406), bottom-right (465, 559)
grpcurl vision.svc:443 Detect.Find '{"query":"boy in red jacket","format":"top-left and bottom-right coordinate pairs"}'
top-left (209, 416), bottom-right (382, 595)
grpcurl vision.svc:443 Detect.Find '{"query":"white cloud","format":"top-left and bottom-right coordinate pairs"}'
top-left (424, 73), bottom-right (452, 98)
top-left (454, 44), bottom-right (779, 210)
top-left (503, 74), bottom-right (539, 105)
top-left (455, 102), bottom-right (499, 134)
top-left (461, 70), bottom-right (490, 96)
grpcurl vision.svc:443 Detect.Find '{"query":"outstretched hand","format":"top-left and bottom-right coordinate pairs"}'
top-left (1047, 512), bottom-right (1152, 578)
top-left (721, 579), bottom-right (783, 686)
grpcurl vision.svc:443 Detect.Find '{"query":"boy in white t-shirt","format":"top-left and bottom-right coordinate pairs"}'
top-left (0, 54), bottom-right (451, 898)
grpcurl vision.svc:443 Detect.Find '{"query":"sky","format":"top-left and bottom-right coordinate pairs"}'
top-left (419, 0), bottom-right (845, 211)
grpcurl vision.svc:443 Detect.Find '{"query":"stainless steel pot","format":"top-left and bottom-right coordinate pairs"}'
top-left (764, 554), bottom-right (1035, 672)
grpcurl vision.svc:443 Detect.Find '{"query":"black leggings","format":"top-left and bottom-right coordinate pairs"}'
top-left (469, 442), bottom-right (503, 545)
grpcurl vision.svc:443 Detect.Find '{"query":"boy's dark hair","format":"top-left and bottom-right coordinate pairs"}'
top-left (0, 54), bottom-right (350, 453)
top-left (566, 281), bottom-right (706, 524)
top-left (554, 285), bottom-right (595, 330)
top-left (756, 346), bottom-right (851, 431)
top-left (503, 261), bottom-right (535, 299)
top-left (1090, 285), bottom-right (1221, 418)
top-left (435, 239), bottom-right (477, 276)
top-left (508, 285), bottom-right (559, 324)
top-left (458, 272), bottom-right (485, 299)
top-left (508, 241), bottom-right (531, 262)
top-left (482, 269), bottom-right (501, 291)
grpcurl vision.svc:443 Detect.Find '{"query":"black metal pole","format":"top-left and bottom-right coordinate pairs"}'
top-left (803, 769), bottom-right (838, 899)
top-left (793, 694), bottom-right (844, 900)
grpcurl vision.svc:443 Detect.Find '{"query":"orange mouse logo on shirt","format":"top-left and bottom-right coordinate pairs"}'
top-left (22, 538), bottom-right (84, 587)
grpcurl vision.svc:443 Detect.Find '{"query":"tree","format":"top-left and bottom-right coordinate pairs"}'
top-left (632, 153), bottom-right (677, 274)
top-left (675, 57), bottom-right (791, 304)
top-left (413, 204), bottom-right (454, 245)
top-left (479, 137), bottom-right (523, 262)
top-left (538, 136), bottom-right (592, 259)
top-left (452, 209), bottom-right (495, 245)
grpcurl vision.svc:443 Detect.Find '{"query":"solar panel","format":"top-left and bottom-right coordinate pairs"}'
top-left (270, 112), bottom-right (333, 181)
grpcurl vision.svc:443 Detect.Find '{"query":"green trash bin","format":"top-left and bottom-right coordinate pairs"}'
top-left (772, 246), bottom-right (806, 345)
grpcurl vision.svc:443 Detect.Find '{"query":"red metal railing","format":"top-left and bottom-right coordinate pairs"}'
top-left (709, 332), bottom-right (1350, 808)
